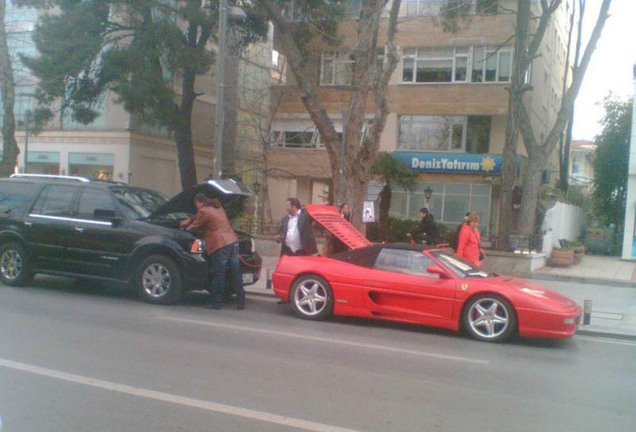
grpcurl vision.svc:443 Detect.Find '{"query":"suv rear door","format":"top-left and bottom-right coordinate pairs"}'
top-left (25, 183), bottom-right (80, 272)
top-left (64, 186), bottom-right (134, 279)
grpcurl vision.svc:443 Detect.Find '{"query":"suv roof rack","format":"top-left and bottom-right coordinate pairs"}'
top-left (10, 173), bottom-right (91, 183)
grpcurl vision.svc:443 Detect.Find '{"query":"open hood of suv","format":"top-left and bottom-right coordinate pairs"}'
top-left (305, 204), bottom-right (372, 250)
top-left (150, 179), bottom-right (252, 219)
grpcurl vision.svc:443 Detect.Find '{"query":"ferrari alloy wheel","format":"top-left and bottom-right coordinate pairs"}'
top-left (0, 242), bottom-right (33, 287)
top-left (463, 294), bottom-right (517, 342)
top-left (290, 274), bottom-right (334, 321)
top-left (135, 255), bottom-right (183, 305)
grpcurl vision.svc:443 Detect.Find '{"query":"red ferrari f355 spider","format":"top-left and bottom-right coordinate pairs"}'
top-left (272, 204), bottom-right (581, 343)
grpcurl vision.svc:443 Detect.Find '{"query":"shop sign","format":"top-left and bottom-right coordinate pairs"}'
top-left (392, 152), bottom-right (519, 174)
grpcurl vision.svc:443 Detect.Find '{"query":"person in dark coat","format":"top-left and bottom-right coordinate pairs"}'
top-left (408, 207), bottom-right (439, 245)
top-left (338, 203), bottom-right (351, 222)
top-left (275, 197), bottom-right (318, 256)
top-left (180, 193), bottom-right (245, 310)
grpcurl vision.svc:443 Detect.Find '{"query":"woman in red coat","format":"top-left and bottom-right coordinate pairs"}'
top-left (456, 212), bottom-right (484, 267)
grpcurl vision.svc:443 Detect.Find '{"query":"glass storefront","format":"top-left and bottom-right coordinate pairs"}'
top-left (26, 151), bottom-right (60, 175)
top-left (69, 153), bottom-right (114, 180)
top-left (391, 182), bottom-right (492, 235)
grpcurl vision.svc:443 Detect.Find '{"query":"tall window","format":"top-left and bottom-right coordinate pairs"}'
top-left (320, 51), bottom-right (354, 86)
top-left (402, 46), bottom-right (513, 84)
top-left (400, 0), bottom-right (445, 17)
top-left (399, 115), bottom-right (490, 153)
top-left (471, 46), bottom-right (512, 83)
top-left (399, 0), bottom-right (498, 17)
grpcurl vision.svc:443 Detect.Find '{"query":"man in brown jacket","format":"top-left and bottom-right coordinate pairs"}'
top-left (180, 193), bottom-right (245, 310)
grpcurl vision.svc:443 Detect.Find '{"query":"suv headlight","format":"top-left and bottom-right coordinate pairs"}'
top-left (190, 239), bottom-right (205, 254)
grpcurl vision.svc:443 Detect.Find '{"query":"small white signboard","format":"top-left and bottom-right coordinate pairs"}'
top-left (362, 201), bottom-right (375, 223)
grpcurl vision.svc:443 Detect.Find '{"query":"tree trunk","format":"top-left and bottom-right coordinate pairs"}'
top-left (497, 0), bottom-right (531, 248)
top-left (0, 0), bottom-right (20, 177)
top-left (175, 66), bottom-right (198, 190)
top-left (378, 185), bottom-right (392, 241)
top-left (517, 148), bottom-right (546, 235)
top-left (501, 0), bottom-right (610, 239)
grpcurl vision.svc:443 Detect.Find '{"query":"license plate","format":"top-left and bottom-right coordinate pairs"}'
top-left (242, 273), bottom-right (254, 284)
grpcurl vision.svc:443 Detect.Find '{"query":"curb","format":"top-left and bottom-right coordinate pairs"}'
top-left (576, 328), bottom-right (636, 341)
top-left (529, 273), bottom-right (636, 289)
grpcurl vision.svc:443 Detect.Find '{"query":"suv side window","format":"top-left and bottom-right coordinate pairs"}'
top-left (0, 182), bottom-right (39, 215)
top-left (77, 188), bottom-right (117, 220)
top-left (31, 185), bottom-right (77, 217)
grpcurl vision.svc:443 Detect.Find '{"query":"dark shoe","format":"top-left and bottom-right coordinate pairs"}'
top-left (276, 300), bottom-right (287, 305)
top-left (235, 303), bottom-right (245, 310)
top-left (204, 304), bottom-right (222, 310)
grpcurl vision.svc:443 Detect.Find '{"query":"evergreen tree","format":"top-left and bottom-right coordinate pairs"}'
top-left (14, 0), bottom-right (267, 189)
top-left (592, 96), bottom-right (632, 230)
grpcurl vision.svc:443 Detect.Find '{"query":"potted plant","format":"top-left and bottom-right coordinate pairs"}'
top-left (570, 241), bottom-right (585, 263)
top-left (550, 246), bottom-right (575, 266)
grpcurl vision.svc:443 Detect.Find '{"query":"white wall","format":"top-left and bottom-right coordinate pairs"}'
top-left (621, 73), bottom-right (636, 259)
top-left (542, 202), bottom-right (585, 254)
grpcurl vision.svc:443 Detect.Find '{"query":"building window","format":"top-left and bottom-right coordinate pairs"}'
top-left (400, 0), bottom-right (445, 17)
top-left (398, 115), bottom-right (490, 153)
top-left (272, 129), bottom-right (342, 149)
top-left (391, 182), bottom-right (492, 235)
top-left (320, 48), bottom-right (384, 86)
top-left (399, 0), bottom-right (498, 17)
top-left (403, 46), bottom-right (512, 84)
top-left (320, 50), bottom-right (354, 86)
top-left (471, 46), bottom-right (512, 83)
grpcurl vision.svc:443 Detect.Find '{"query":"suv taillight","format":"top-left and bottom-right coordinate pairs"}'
top-left (191, 239), bottom-right (205, 253)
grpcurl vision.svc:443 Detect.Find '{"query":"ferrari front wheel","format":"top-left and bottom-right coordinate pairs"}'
top-left (463, 294), bottom-right (516, 342)
top-left (290, 274), bottom-right (333, 321)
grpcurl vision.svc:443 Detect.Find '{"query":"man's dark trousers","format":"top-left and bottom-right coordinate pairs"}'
top-left (209, 242), bottom-right (245, 309)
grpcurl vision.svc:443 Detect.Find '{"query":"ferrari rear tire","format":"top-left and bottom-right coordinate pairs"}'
top-left (290, 274), bottom-right (333, 321)
top-left (462, 294), bottom-right (516, 342)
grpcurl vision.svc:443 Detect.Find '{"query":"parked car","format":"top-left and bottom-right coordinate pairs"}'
top-left (0, 174), bottom-right (261, 304)
top-left (272, 204), bottom-right (581, 343)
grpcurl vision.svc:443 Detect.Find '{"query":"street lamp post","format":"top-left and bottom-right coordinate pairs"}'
top-left (23, 109), bottom-right (31, 173)
top-left (251, 180), bottom-right (261, 233)
top-left (213, 0), bottom-right (246, 179)
top-left (424, 186), bottom-right (433, 208)
top-left (19, 93), bottom-right (37, 174)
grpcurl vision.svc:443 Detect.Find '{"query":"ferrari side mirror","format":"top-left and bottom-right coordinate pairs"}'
top-left (426, 265), bottom-right (451, 279)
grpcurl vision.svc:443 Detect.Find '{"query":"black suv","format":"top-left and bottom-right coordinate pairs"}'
top-left (0, 174), bottom-right (261, 304)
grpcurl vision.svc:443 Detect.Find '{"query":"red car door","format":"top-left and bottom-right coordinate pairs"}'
top-left (364, 248), bottom-right (458, 324)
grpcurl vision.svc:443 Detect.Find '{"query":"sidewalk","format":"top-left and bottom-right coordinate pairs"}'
top-left (530, 255), bottom-right (636, 340)
top-left (245, 253), bottom-right (636, 340)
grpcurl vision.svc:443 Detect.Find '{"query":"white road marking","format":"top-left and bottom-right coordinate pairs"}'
top-left (163, 316), bottom-right (490, 365)
top-left (0, 357), bottom-right (363, 432)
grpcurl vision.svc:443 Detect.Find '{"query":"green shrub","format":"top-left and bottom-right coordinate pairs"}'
top-left (367, 217), bottom-right (451, 244)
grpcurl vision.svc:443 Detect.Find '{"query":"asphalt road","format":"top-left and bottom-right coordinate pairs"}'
top-left (1, 276), bottom-right (635, 432)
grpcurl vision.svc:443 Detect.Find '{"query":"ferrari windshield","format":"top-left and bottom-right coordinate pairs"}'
top-left (431, 251), bottom-right (489, 279)
top-left (110, 187), bottom-right (169, 219)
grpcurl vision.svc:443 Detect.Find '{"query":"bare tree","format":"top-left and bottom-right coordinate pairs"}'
top-left (0, 0), bottom-right (20, 177)
top-left (254, 0), bottom-right (402, 228)
top-left (513, 0), bottom-right (610, 236)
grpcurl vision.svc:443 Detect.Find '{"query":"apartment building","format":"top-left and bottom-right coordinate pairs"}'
top-left (267, 0), bottom-right (573, 238)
